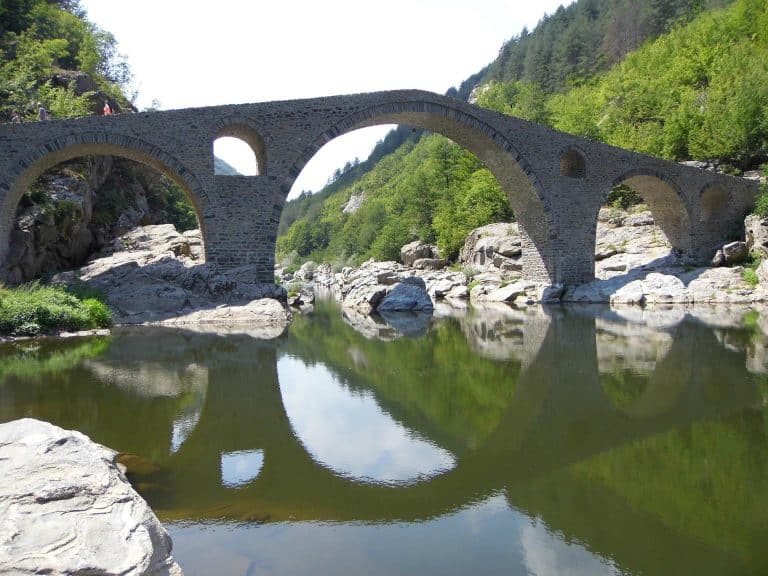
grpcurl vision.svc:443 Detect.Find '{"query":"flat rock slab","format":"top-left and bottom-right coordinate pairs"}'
top-left (0, 418), bottom-right (182, 576)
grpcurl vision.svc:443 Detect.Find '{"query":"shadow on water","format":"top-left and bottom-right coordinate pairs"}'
top-left (1, 300), bottom-right (768, 575)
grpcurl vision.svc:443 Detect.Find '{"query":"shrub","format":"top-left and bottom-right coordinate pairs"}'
top-left (0, 283), bottom-right (112, 336)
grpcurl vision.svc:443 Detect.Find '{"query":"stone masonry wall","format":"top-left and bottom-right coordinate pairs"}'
top-left (0, 90), bottom-right (759, 286)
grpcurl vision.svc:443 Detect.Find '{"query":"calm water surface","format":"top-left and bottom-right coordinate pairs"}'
top-left (2, 300), bottom-right (768, 576)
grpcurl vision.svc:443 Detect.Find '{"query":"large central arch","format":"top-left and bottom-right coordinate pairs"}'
top-left (0, 133), bottom-right (208, 268)
top-left (282, 101), bottom-right (557, 283)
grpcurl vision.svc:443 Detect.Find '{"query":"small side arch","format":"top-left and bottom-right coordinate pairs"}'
top-left (560, 147), bottom-right (587, 179)
top-left (606, 168), bottom-right (691, 255)
top-left (699, 183), bottom-right (730, 222)
top-left (213, 116), bottom-right (266, 176)
top-left (0, 132), bottom-right (208, 267)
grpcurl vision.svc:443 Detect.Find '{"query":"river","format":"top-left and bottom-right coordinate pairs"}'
top-left (1, 300), bottom-right (767, 575)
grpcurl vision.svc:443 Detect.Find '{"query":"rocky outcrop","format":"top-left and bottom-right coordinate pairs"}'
top-left (400, 240), bottom-right (438, 267)
top-left (746, 214), bottom-right (768, 258)
top-left (53, 224), bottom-right (291, 331)
top-left (0, 418), bottom-right (182, 576)
top-left (3, 157), bottom-right (194, 284)
top-left (459, 223), bottom-right (522, 273)
top-left (342, 191), bottom-right (365, 214)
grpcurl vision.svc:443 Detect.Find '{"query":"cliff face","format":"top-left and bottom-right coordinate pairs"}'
top-left (2, 157), bottom-right (192, 284)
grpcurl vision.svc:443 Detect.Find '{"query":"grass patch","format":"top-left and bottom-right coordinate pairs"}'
top-left (742, 267), bottom-right (759, 287)
top-left (740, 251), bottom-right (762, 287)
top-left (0, 282), bottom-right (112, 337)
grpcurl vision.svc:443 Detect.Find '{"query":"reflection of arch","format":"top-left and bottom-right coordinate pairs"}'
top-left (0, 132), bottom-right (207, 266)
top-left (213, 116), bottom-right (266, 175)
top-left (560, 147), bottom-right (587, 179)
top-left (283, 101), bottom-right (557, 282)
top-left (699, 183), bottom-right (730, 222)
top-left (607, 169), bottom-right (691, 254)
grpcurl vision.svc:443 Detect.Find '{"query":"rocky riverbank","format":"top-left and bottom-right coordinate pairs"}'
top-left (40, 204), bottom-right (768, 335)
top-left (286, 207), bottom-right (768, 312)
top-left (52, 224), bottom-right (291, 334)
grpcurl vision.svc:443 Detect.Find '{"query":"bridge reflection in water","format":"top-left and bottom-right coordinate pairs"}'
top-left (0, 301), bottom-right (766, 576)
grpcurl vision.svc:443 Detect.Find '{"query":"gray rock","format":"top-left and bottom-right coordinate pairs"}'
top-left (624, 211), bottom-right (655, 227)
top-left (377, 280), bottom-right (434, 312)
top-left (342, 191), bottom-right (365, 214)
top-left (746, 214), bottom-right (768, 259)
top-left (413, 257), bottom-right (449, 270)
top-left (52, 225), bottom-right (290, 330)
top-left (400, 241), bottom-right (436, 267)
top-left (721, 241), bottom-right (749, 265)
top-left (459, 222), bottom-right (520, 269)
top-left (758, 259), bottom-right (768, 286)
top-left (0, 418), bottom-right (182, 576)
top-left (711, 249), bottom-right (727, 267)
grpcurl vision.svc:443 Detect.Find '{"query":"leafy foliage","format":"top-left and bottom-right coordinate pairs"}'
top-left (0, 0), bottom-right (130, 120)
top-left (0, 282), bottom-right (112, 336)
top-left (542, 0), bottom-right (768, 168)
top-left (277, 134), bottom-right (512, 264)
top-left (481, 0), bottom-right (734, 95)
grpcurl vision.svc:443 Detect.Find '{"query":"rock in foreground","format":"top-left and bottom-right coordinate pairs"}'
top-left (0, 418), bottom-right (182, 576)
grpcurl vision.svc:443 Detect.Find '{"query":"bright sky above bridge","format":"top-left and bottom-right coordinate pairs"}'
top-left (79, 0), bottom-right (573, 197)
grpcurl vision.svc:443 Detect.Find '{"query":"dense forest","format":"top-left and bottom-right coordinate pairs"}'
top-left (0, 0), bottom-right (132, 119)
top-left (278, 0), bottom-right (767, 269)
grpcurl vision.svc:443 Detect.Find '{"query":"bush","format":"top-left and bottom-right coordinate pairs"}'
top-left (0, 283), bottom-right (112, 336)
top-left (754, 167), bottom-right (768, 218)
top-left (607, 185), bottom-right (643, 210)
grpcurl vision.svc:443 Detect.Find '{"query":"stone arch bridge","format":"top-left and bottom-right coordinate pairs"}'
top-left (0, 90), bottom-right (758, 285)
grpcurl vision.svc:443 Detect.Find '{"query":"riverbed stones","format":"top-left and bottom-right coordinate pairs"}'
top-left (53, 224), bottom-right (291, 330)
top-left (314, 206), bottom-right (768, 308)
top-left (0, 418), bottom-right (182, 576)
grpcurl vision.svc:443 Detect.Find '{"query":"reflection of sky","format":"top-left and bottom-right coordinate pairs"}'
top-left (220, 450), bottom-right (265, 488)
top-left (169, 494), bottom-right (626, 576)
top-left (521, 519), bottom-right (623, 576)
top-left (277, 356), bottom-right (456, 485)
top-left (171, 410), bottom-right (201, 454)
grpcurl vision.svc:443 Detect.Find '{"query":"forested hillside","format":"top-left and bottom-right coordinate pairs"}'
top-left (278, 0), bottom-right (761, 269)
top-left (0, 0), bottom-right (131, 119)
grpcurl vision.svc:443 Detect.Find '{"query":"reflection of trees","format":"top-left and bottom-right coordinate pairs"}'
top-left (0, 337), bottom-right (111, 384)
top-left (282, 299), bottom-right (521, 453)
top-left (569, 409), bottom-right (768, 573)
top-left (2, 306), bottom-right (768, 575)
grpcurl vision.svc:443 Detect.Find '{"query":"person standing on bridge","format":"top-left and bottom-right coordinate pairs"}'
top-left (37, 104), bottom-right (50, 121)
top-left (10, 111), bottom-right (21, 123)
top-left (103, 101), bottom-right (113, 116)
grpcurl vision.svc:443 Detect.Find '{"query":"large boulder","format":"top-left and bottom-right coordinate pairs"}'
top-left (459, 223), bottom-right (521, 272)
top-left (400, 241), bottom-right (436, 267)
top-left (746, 214), bottom-right (768, 259)
top-left (0, 418), bottom-right (182, 576)
top-left (377, 276), bottom-right (434, 313)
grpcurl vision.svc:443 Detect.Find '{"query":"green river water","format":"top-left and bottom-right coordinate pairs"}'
top-left (1, 300), bottom-right (768, 575)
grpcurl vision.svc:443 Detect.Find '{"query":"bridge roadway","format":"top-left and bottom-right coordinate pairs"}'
top-left (0, 90), bottom-right (759, 285)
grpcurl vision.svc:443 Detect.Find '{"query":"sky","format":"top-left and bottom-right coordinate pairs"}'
top-left (79, 0), bottom-right (572, 197)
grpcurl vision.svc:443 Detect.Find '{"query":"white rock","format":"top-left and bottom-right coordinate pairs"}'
top-left (0, 419), bottom-right (182, 576)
